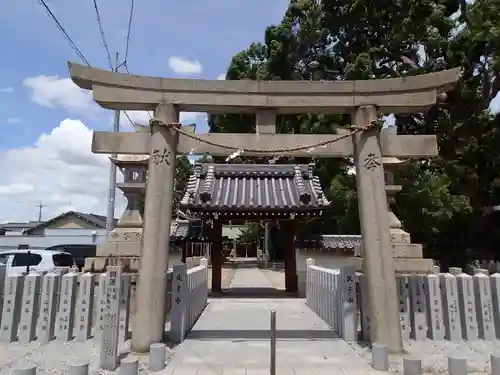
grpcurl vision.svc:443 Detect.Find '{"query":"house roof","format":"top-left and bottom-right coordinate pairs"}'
top-left (170, 220), bottom-right (189, 239)
top-left (295, 234), bottom-right (362, 250)
top-left (180, 163), bottom-right (330, 218)
top-left (0, 221), bottom-right (43, 231)
top-left (23, 211), bottom-right (115, 234)
top-left (321, 235), bottom-right (361, 250)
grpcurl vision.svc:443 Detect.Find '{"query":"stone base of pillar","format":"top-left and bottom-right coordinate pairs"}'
top-left (83, 255), bottom-right (141, 273)
top-left (349, 257), bottom-right (435, 274)
top-left (352, 228), bottom-right (435, 273)
top-left (97, 228), bottom-right (143, 257)
top-left (355, 242), bottom-right (423, 258)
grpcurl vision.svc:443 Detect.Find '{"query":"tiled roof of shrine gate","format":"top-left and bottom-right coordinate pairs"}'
top-left (180, 163), bottom-right (330, 217)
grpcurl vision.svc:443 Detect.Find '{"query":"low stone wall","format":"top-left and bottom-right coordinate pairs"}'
top-left (306, 258), bottom-right (500, 343)
top-left (356, 268), bottom-right (499, 342)
top-left (0, 263), bottom-right (195, 346)
top-left (305, 259), bottom-right (357, 341)
top-left (170, 259), bottom-right (209, 343)
top-left (185, 256), bottom-right (204, 269)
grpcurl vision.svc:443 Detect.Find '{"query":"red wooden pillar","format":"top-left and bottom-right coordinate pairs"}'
top-left (283, 219), bottom-right (298, 293)
top-left (211, 221), bottom-right (223, 293)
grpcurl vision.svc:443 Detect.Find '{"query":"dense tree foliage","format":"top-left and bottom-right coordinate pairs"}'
top-left (210, 0), bottom-right (500, 264)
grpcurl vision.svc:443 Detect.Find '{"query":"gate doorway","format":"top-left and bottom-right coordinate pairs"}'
top-left (179, 163), bottom-right (329, 295)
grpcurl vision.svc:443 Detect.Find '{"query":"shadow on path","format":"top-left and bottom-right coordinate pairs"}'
top-left (209, 287), bottom-right (295, 299)
top-left (187, 329), bottom-right (339, 340)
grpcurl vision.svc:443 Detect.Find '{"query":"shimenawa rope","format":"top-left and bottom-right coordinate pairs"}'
top-left (148, 118), bottom-right (382, 154)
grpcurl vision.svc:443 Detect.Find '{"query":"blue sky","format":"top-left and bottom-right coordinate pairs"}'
top-left (0, 0), bottom-right (288, 222)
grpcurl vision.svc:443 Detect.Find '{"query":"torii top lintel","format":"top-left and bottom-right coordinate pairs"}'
top-left (68, 62), bottom-right (460, 114)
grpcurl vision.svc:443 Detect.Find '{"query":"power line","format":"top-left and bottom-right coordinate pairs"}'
top-left (37, 0), bottom-right (91, 66)
top-left (123, 63), bottom-right (153, 120)
top-left (122, 109), bottom-right (139, 126)
top-left (36, 0), bottom-right (137, 129)
top-left (92, 0), bottom-right (113, 70)
top-left (124, 0), bottom-right (135, 64)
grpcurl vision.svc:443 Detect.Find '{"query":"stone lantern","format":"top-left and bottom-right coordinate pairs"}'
top-left (84, 123), bottom-right (150, 272)
top-left (84, 155), bottom-right (148, 273)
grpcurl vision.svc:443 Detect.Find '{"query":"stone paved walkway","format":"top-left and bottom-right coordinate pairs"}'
top-left (161, 268), bottom-right (372, 374)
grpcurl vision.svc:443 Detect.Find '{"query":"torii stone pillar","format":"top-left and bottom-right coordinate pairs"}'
top-left (131, 103), bottom-right (179, 352)
top-left (352, 106), bottom-right (403, 353)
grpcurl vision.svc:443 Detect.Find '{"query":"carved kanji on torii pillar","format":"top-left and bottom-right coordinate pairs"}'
top-left (68, 61), bottom-right (460, 353)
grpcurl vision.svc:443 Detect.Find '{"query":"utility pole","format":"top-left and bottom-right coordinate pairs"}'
top-left (36, 201), bottom-right (47, 222)
top-left (105, 52), bottom-right (122, 232)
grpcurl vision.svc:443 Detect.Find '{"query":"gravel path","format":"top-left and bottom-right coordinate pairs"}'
top-left (352, 339), bottom-right (500, 374)
top-left (0, 339), bottom-right (137, 375)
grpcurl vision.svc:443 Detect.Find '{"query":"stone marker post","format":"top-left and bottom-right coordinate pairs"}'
top-left (352, 105), bottom-right (403, 352)
top-left (101, 266), bottom-right (122, 370)
top-left (0, 274), bottom-right (24, 343)
top-left (19, 272), bottom-right (42, 343)
top-left (170, 264), bottom-right (188, 343)
top-left (131, 103), bottom-right (180, 353)
top-left (75, 273), bottom-right (95, 341)
top-left (37, 272), bottom-right (59, 343)
top-left (56, 271), bottom-right (78, 341)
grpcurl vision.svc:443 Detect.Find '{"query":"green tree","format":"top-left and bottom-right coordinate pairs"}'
top-left (237, 222), bottom-right (261, 244)
top-left (209, 0), bottom-right (500, 261)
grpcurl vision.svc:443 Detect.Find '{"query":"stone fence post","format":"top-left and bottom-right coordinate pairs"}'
top-left (170, 264), bottom-right (188, 343)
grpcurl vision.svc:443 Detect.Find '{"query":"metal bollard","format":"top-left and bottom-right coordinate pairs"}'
top-left (120, 358), bottom-right (139, 375)
top-left (270, 310), bottom-right (276, 375)
top-left (149, 343), bottom-right (167, 371)
top-left (68, 362), bottom-right (89, 375)
top-left (11, 365), bottom-right (37, 375)
top-left (371, 343), bottom-right (389, 371)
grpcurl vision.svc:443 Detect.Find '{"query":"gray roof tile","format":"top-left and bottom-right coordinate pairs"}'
top-left (321, 235), bottom-right (361, 249)
top-left (180, 164), bottom-right (330, 217)
top-left (170, 220), bottom-right (189, 239)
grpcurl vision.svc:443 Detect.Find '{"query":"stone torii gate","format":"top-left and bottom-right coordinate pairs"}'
top-left (68, 62), bottom-right (460, 353)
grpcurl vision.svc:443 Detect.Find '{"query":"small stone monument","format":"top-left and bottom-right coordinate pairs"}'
top-left (352, 126), bottom-right (435, 273)
top-left (84, 150), bottom-right (148, 273)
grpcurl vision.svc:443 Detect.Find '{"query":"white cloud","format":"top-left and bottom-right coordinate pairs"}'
top-left (0, 119), bottom-right (126, 222)
top-left (6, 117), bottom-right (20, 124)
top-left (23, 75), bottom-right (100, 115)
top-left (216, 74), bottom-right (226, 80)
top-left (0, 87), bottom-right (14, 93)
top-left (168, 56), bottom-right (203, 76)
top-left (0, 183), bottom-right (35, 195)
